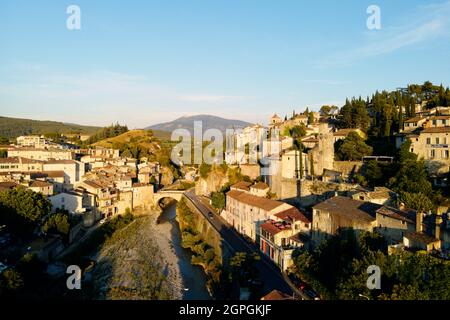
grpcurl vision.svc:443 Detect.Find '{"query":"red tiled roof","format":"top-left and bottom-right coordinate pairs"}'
top-left (0, 157), bottom-right (42, 164)
top-left (251, 182), bottom-right (269, 190)
top-left (261, 220), bottom-right (291, 235)
top-left (230, 181), bottom-right (252, 191)
top-left (261, 290), bottom-right (293, 300)
top-left (29, 180), bottom-right (52, 188)
top-left (274, 207), bottom-right (310, 224)
top-left (404, 116), bottom-right (425, 123)
top-left (30, 171), bottom-right (65, 179)
top-left (0, 181), bottom-right (19, 190)
top-left (421, 127), bottom-right (450, 134)
top-left (44, 160), bottom-right (76, 164)
top-left (226, 190), bottom-right (285, 211)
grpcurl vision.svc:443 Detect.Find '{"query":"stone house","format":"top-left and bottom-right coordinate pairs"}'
top-left (375, 206), bottom-right (416, 244)
top-left (311, 196), bottom-right (381, 247)
top-left (27, 180), bottom-right (53, 196)
top-left (402, 117), bottom-right (427, 132)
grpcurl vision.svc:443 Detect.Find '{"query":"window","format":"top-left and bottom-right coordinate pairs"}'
top-left (433, 120), bottom-right (437, 126)
top-left (436, 138), bottom-right (440, 144)
top-left (431, 149), bottom-right (436, 158)
top-left (445, 150), bottom-right (449, 159)
top-left (426, 138), bottom-right (431, 145)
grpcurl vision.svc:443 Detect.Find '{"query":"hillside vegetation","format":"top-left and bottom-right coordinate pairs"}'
top-left (0, 116), bottom-right (101, 139)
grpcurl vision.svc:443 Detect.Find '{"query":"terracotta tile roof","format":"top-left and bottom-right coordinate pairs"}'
top-left (376, 206), bottom-right (416, 224)
top-left (274, 207), bottom-right (310, 224)
top-left (429, 115), bottom-right (450, 120)
top-left (44, 160), bottom-right (77, 164)
top-left (83, 180), bottom-right (104, 189)
top-left (313, 196), bottom-right (381, 223)
top-left (302, 136), bottom-right (319, 143)
top-left (0, 181), bottom-right (19, 190)
top-left (261, 290), bottom-right (293, 301)
top-left (251, 182), bottom-right (269, 190)
top-left (261, 220), bottom-right (291, 235)
top-left (132, 182), bottom-right (149, 188)
top-left (226, 190), bottom-right (285, 211)
top-left (404, 232), bottom-right (439, 244)
top-left (404, 116), bottom-right (425, 123)
top-left (370, 187), bottom-right (396, 199)
top-left (31, 171), bottom-right (65, 179)
top-left (0, 157), bottom-right (42, 164)
top-left (230, 181), bottom-right (252, 191)
top-left (421, 127), bottom-right (450, 134)
top-left (29, 180), bottom-right (52, 188)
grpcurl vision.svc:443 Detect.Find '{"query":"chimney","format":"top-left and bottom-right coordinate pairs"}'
top-left (435, 215), bottom-right (443, 240)
top-left (416, 212), bottom-right (424, 233)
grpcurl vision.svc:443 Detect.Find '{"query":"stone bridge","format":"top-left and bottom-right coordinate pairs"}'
top-left (153, 189), bottom-right (185, 203)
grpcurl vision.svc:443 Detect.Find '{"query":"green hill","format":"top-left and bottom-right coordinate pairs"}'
top-left (0, 116), bottom-right (101, 139)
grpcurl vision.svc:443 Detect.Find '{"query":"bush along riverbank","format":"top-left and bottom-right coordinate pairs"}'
top-left (176, 198), bottom-right (224, 297)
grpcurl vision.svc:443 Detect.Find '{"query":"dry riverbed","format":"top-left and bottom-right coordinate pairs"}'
top-left (89, 211), bottom-right (184, 300)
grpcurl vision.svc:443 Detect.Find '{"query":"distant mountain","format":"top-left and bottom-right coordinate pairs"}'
top-left (0, 116), bottom-right (101, 139)
top-left (146, 115), bottom-right (252, 136)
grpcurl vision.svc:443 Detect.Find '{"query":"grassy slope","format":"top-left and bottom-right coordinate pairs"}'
top-left (92, 129), bottom-right (157, 148)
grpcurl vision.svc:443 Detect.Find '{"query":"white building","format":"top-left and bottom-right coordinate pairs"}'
top-left (43, 160), bottom-right (85, 189)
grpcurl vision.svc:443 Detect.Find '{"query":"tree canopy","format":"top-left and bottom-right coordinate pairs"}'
top-left (0, 188), bottom-right (52, 235)
top-left (335, 132), bottom-right (373, 161)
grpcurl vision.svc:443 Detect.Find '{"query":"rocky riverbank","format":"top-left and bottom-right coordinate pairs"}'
top-left (89, 211), bottom-right (184, 300)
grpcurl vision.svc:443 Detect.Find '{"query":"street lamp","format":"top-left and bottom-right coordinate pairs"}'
top-left (358, 293), bottom-right (370, 300)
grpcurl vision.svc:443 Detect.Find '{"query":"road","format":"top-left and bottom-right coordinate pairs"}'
top-left (184, 190), bottom-right (305, 299)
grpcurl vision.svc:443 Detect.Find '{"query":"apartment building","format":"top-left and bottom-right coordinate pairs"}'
top-left (222, 182), bottom-right (298, 242)
top-left (8, 147), bottom-right (74, 161)
top-left (0, 157), bottom-right (43, 172)
top-left (409, 127), bottom-right (450, 168)
top-left (426, 115), bottom-right (450, 128)
top-left (16, 135), bottom-right (49, 148)
top-left (259, 207), bottom-right (311, 270)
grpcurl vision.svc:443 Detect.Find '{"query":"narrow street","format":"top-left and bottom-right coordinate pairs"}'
top-left (184, 190), bottom-right (302, 298)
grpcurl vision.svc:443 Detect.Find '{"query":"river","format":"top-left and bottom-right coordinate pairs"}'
top-left (158, 201), bottom-right (212, 300)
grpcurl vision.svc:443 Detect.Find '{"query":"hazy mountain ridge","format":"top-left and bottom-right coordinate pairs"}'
top-left (0, 116), bottom-right (101, 139)
top-left (146, 114), bottom-right (252, 135)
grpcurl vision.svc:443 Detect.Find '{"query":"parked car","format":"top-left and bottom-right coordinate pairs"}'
top-left (248, 278), bottom-right (264, 288)
top-left (208, 212), bottom-right (214, 219)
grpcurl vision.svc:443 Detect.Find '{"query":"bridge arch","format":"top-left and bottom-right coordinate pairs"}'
top-left (153, 190), bottom-right (185, 206)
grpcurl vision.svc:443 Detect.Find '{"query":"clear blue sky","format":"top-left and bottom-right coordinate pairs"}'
top-left (1, 0), bottom-right (450, 127)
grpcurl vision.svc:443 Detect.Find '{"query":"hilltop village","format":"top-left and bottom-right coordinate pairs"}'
top-left (1, 82), bottom-right (450, 300)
